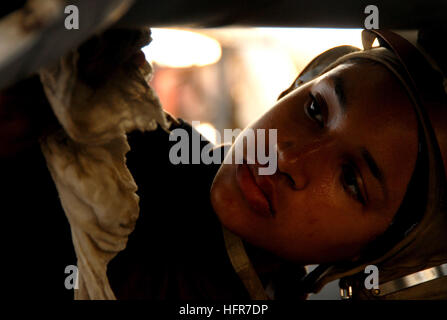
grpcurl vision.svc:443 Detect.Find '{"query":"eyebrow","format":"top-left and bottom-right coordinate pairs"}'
top-left (361, 148), bottom-right (387, 197)
top-left (330, 75), bottom-right (347, 112)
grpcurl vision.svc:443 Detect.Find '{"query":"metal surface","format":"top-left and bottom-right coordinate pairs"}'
top-left (1, 0), bottom-right (446, 90)
top-left (117, 0), bottom-right (447, 28)
top-left (339, 264), bottom-right (447, 299)
top-left (375, 263), bottom-right (447, 296)
top-left (340, 286), bottom-right (353, 300)
top-left (0, 0), bottom-right (134, 90)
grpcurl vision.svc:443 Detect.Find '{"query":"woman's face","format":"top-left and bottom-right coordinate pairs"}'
top-left (210, 62), bottom-right (419, 263)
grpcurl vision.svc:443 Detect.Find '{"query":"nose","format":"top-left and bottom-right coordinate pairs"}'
top-left (277, 137), bottom-right (335, 190)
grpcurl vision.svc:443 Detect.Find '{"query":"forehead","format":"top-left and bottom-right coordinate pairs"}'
top-left (330, 62), bottom-right (417, 133)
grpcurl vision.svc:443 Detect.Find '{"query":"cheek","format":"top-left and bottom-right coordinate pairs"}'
top-left (210, 163), bottom-right (252, 231)
top-left (273, 186), bottom-right (390, 262)
top-left (210, 164), bottom-right (236, 220)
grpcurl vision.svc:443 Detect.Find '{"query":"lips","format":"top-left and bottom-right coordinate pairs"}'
top-left (236, 163), bottom-right (275, 218)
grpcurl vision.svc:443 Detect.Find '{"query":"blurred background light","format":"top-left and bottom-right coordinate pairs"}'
top-left (194, 122), bottom-right (219, 145)
top-left (256, 27), bottom-right (363, 57)
top-left (146, 27), bottom-right (363, 135)
top-left (143, 28), bottom-right (222, 68)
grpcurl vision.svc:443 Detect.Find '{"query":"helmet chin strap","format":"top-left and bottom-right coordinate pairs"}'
top-left (221, 226), bottom-right (269, 300)
top-left (340, 263), bottom-right (447, 299)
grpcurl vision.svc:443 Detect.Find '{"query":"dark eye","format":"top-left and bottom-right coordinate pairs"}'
top-left (341, 163), bottom-right (366, 205)
top-left (305, 94), bottom-right (325, 128)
